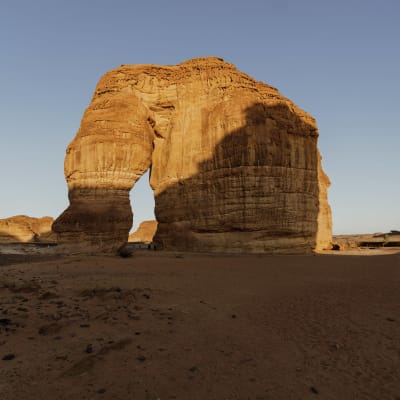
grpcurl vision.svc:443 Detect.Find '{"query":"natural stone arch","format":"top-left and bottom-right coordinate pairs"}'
top-left (53, 57), bottom-right (332, 253)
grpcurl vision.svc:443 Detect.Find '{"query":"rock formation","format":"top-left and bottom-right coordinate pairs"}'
top-left (315, 156), bottom-right (332, 251)
top-left (332, 232), bottom-right (400, 250)
top-left (0, 216), bottom-right (55, 243)
top-left (53, 57), bottom-right (332, 253)
top-left (128, 220), bottom-right (158, 244)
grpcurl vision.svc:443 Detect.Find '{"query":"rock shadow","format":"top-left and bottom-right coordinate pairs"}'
top-left (152, 102), bottom-right (323, 253)
top-left (53, 101), bottom-right (328, 254)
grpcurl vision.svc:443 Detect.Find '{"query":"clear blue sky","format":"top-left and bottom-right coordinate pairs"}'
top-left (0, 0), bottom-right (399, 234)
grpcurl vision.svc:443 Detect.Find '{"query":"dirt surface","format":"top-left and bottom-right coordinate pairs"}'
top-left (0, 251), bottom-right (399, 399)
top-left (0, 254), bottom-right (58, 267)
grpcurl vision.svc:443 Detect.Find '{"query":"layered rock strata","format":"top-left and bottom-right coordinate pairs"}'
top-left (54, 57), bottom-right (332, 253)
top-left (0, 216), bottom-right (55, 243)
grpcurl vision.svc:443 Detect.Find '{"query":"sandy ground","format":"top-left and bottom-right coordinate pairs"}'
top-left (0, 249), bottom-right (399, 400)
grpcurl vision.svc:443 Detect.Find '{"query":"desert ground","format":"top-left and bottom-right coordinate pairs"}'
top-left (0, 248), bottom-right (399, 400)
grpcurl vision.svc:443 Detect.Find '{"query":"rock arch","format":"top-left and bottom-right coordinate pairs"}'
top-left (53, 57), bottom-right (332, 253)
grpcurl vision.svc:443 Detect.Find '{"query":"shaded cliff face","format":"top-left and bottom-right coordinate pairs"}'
top-left (53, 57), bottom-right (332, 253)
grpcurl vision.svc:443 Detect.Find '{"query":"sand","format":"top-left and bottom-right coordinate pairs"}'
top-left (0, 249), bottom-right (399, 400)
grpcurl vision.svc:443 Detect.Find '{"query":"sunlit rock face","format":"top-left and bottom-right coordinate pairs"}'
top-left (0, 216), bottom-right (55, 243)
top-left (53, 57), bottom-right (332, 253)
top-left (128, 221), bottom-right (157, 244)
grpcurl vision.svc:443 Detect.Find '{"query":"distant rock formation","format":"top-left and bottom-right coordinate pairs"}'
top-left (0, 216), bottom-right (55, 243)
top-left (129, 221), bottom-right (158, 244)
top-left (53, 57), bottom-right (332, 253)
top-left (332, 232), bottom-right (400, 250)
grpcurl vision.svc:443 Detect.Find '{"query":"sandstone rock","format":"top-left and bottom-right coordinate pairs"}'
top-left (128, 221), bottom-right (157, 244)
top-left (54, 57), bottom-right (332, 253)
top-left (315, 154), bottom-right (332, 251)
top-left (0, 216), bottom-right (55, 243)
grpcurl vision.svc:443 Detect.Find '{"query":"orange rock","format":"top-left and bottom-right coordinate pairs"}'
top-left (54, 57), bottom-right (332, 253)
top-left (128, 221), bottom-right (158, 244)
top-left (0, 215), bottom-right (55, 243)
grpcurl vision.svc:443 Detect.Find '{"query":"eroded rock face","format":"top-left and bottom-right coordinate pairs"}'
top-left (128, 221), bottom-right (158, 244)
top-left (0, 216), bottom-right (55, 243)
top-left (54, 57), bottom-right (332, 253)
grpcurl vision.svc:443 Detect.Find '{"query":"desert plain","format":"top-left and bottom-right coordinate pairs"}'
top-left (1, 248), bottom-right (399, 400)
top-left (1, 57), bottom-right (398, 400)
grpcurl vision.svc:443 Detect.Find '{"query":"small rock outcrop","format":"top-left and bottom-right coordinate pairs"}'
top-left (0, 216), bottom-right (55, 243)
top-left (128, 221), bottom-right (158, 244)
top-left (54, 57), bottom-right (332, 253)
top-left (332, 232), bottom-right (400, 250)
